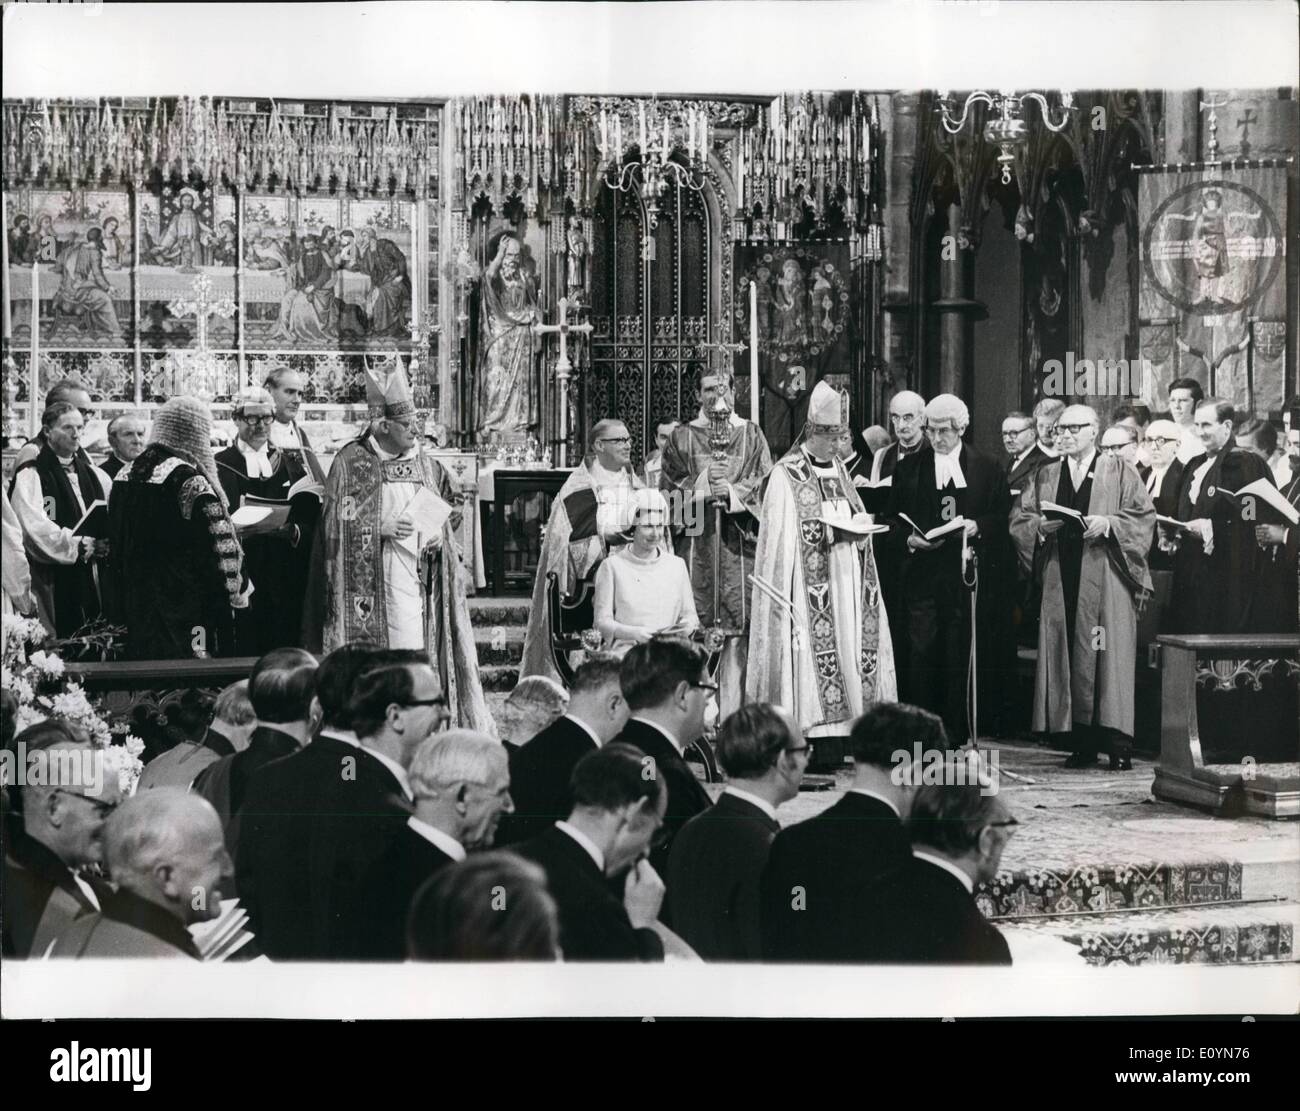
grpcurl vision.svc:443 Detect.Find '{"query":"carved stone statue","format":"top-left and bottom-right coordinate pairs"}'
top-left (478, 234), bottom-right (539, 441)
top-left (565, 217), bottom-right (588, 303)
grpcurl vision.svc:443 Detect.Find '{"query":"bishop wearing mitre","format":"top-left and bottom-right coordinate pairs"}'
top-left (519, 417), bottom-right (642, 683)
top-left (747, 381), bottom-right (897, 738)
top-left (304, 358), bottom-right (493, 732)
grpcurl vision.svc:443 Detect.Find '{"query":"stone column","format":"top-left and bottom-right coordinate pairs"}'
top-left (932, 204), bottom-right (986, 402)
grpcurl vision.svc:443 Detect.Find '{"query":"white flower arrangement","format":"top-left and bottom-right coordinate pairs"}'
top-left (1, 613), bottom-right (144, 795)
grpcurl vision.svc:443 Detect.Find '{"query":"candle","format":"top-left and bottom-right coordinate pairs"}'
top-left (600, 109), bottom-right (608, 160)
top-left (639, 102), bottom-right (647, 150)
top-left (700, 115), bottom-right (708, 161)
top-left (662, 118), bottom-right (669, 158)
top-left (615, 114), bottom-right (622, 159)
top-left (737, 126), bottom-right (745, 212)
top-left (749, 280), bottom-right (759, 424)
top-left (688, 113), bottom-right (695, 161)
top-left (29, 260), bottom-right (40, 437)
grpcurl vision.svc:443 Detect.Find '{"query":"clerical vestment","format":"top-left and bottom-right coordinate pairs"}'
top-left (746, 447), bottom-right (897, 737)
top-left (519, 458), bottom-right (640, 683)
top-left (1010, 455), bottom-right (1154, 735)
top-left (312, 432), bottom-right (492, 733)
top-left (659, 415), bottom-right (772, 629)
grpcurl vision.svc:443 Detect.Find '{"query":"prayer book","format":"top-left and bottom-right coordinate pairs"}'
top-left (1156, 514), bottom-right (1196, 533)
top-left (898, 513), bottom-right (967, 541)
top-left (817, 512), bottom-right (889, 537)
top-left (1040, 501), bottom-right (1087, 530)
top-left (404, 485), bottom-right (454, 539)
top-left (189, 899), bottom-right (255, 962)
top-left (1214, 479), bottom-right (1300, 526)
top-left (853, 474), bottom-right (891, 489)
top-left (287, 473), bottom-right (324, 502)
top-left (231, 497), bottom-right (291, 535)
top-left (72, 499), bottom-right (108, 537)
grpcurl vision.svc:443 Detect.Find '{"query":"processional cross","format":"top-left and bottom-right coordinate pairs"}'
top-left (533, 296), bottom-right (593, 467)
top-left (166, 273), bottom-right (236, 398)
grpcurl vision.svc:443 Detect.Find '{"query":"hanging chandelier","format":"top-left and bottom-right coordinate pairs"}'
top-left (935, 89), bottom-right (1076, 184)
top-left (596, 99), bottom-right (708, 232)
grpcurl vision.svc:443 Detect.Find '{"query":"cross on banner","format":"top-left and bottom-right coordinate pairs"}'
top-left (533, 297), bottom-right (593, 467)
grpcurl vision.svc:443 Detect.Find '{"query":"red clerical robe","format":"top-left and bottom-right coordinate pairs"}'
top-left (1010, 455), bottom-right (1154, 735)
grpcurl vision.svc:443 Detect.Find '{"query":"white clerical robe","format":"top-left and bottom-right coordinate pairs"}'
top-left (747, 449), bottom-right (896, 737)
top-left (374, 442), bottom-right (429, 650)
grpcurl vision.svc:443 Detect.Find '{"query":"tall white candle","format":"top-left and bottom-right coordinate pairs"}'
top-left (749, 280), bottom-right (759, 424)
top-left (687, 113), bottom-right (695, 161)
top-left (737, 127), bottom-right (745, 212)
top-left (29, 260), bottom-right (40, 437)
top-left (639, 102), bottom-right (647, 150)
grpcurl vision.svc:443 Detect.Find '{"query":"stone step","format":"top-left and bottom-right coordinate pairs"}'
top-left (479, 664), bottom-right (520, 693)
top-left (473, 624), bottom-right (526, 666)
top-left (999, 900), bottom-right (1300, 966)
top-left (467, 597), bottom-right (532, 627)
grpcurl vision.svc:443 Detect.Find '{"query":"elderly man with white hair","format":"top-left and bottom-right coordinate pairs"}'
top-left (889, 392), bottom-right (1011, 740)
top-left (593, 487), bottom-right (698, 652)
top-left (1010, 404), bottom-right (1154, 769)
top-left (519, 416), bottom-right (642, 684)
top-left (52, 790), bottom-right (228, 959)
top-left (359, 729), bottom-right (512, 960)
top-left (101, 412), bottom-right (147, 478)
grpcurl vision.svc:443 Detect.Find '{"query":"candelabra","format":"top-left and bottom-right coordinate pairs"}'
top-left (935, 90), bottom-right (1076, 184)
top-left (596, 100), bottom-right (709, 232)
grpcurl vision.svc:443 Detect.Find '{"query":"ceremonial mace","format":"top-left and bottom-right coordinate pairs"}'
top-left (707, 392), bottom-right (733, 632)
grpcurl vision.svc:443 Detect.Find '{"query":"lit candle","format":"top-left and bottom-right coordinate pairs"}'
top-left (662, 118), bottom-right (669, 158)
top-left (600, 109), bottom-right (608, 160)
top-left (737, 126), bottom-right (745, 211)
top-left (700, 114), bottom-right (708, 161)
top-left (639, 102), bottom-right (647, 150)
top-left (615, 113), bottom-right (622, 158)
top-left (688, 112), bottom-right (695, 161)
top-left (749, 280), bottom-right (759, 424)
top-left (29, 260), bottom-right (40, 437)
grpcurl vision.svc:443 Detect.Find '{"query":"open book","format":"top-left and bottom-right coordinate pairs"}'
top-left (853, 474), bottom-right (891, 489)
top-left (286, 472), bottom-right (324, 502)
top-left (1040, 501), bottom-right (1087, 529)
top-left (816, 512), bottom-right (889, 537)
top-left (230, 496), bottom-right (292, 535)
top-left (188, 898), bottom-right (255, 962)
top-left (898, 513), bottom-right (967, 542)
top-left (1214, 478), bottom-right (1300, 526)
top-left (72, 499), bottom-right (108, 538)
top-left (1156, 514), bottom-right (1196, 533)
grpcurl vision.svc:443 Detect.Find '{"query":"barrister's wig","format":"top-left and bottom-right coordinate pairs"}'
top-left (924, 393), bottom-right (970, 431)
top-left (148, 395), bottom-right (226, 508)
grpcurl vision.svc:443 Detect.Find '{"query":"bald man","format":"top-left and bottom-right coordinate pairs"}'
top-left (52, 790), bottom-right (228, 959)
top-left (1010, 404), bottom-right (1154, 769)
top-left (520, 418), bottom-right (643, 683)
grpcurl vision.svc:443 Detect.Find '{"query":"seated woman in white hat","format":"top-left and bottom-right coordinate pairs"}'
top-left (592, 488), bottom-right (699, 653)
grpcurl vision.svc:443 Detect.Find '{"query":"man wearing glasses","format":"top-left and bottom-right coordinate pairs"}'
top-left (215, 388), bottom-right (315, 654)
top-left (520, 417), bottom-right (642, 684)
top-left (1002, 410), bottom-right (1049, 506)
top-left (309, 359), bottom-right (492, 732)
top-left (3, 721), bottom-right (119, 958)
top-left (1141, 419), bottom-right (1186, 574)
top-left (1010, 404), bottom-right (1154, 769)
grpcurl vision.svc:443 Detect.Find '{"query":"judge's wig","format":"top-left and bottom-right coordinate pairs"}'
top-left (924, 393), bottom-right (970, 431)
top-left (148, 395), bottom-right (226, 508)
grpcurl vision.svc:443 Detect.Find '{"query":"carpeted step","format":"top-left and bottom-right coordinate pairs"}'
top-left (467, 597), bottom-right (532, 626)
top-left (998, 900), bottom-right (1299, 966)
top-left (479, 664), bottom-right (520, 693)
top-left (473, 624), bottom-right (525, 667)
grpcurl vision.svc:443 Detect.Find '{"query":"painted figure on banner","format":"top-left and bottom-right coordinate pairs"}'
top-left (148, 188), bottom-right (215, 271)
top-left (478, 233), bottom-right (540, 441)
top-left (340, 227), bottom-right (411, 338)
top-left (774, 258), bottom-right (810, 347)
top-left (100, 217), bottom-right (129, 269)
top-left (243, 222), bottom-right (291, 272)
top-left (519, 418), bottom-right (642, 684)
top-left (8, 213), bottom-right (34, 265)
top-left (747, 381), bottom-right (897, 737)
top-left (210, 220), bottom-right (239, 267)
top-left (304, 358), bottom-right (493, 732)
top-left (273, 233), bottom-right (337, 342)
top-left (52, 228), bottom-right (121, 337)
top-left (659, 369), bottom-right (772, 630)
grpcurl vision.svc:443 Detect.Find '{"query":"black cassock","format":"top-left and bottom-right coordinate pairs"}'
top-left (215, 444), bottom-right (318, 654)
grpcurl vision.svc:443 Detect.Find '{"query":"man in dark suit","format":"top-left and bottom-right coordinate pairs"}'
top-left (760, 702), bottom-right (946, 962)
top-left (192, 647), bottom-right (319, 858)
top-left (99, 413), bottom-right (146, 478)
top-left (667, 704), bottom-right (809, 960)
top-left (237, 646), bottom-right (438, 960)
top-left (515, 743), bottom-right (666, 961)
top-left (1140, 419), bottom-right (1186, 581)
top-left (359, 729), bottom-right (513, 960)
top-left (1002, 411), bottom-right (1051, 506)
top-left (498, 652), bottom-right (628, 847)
top-left (890, 394), bottom-right (1011, 740)
top-left (2, 721), bottom-right (118, 958)
top-left (610, 636), bottom-right (713, 878)
top-left (864, 781), bottom-right (1014, 964)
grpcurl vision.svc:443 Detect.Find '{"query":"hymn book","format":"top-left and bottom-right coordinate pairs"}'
top-left (1213, 479), bottom-right (1300, 526)
top-left (188, 899), bottom-right (255, 962)
top-left (1040, 501), bottom-right (1087, 530)
top-left (816, 512), bottom-right (889, 537)
top-left (230, 498), bottom-right (292, 535)
top-left (898, 513), bottom-right (967, 542)
top-left (72, 499), bottom-right (108, 538)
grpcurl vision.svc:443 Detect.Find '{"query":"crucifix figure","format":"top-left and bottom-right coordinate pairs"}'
top-left (532, 296), bottom-right (593, 467)
top-left (165, 272), bottom-right (235, 398)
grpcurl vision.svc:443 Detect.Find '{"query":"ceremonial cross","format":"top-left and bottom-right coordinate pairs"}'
top-left (1236, 108), bottom-right (1258, 157)
top-left (167, 272), bottom-right (235, 354)
top-left (1198, 96), bottom-right (1229, 160)
top-left (532, 297), bottom-right (594, 468)
top-left (700, 335), bottom-right (748, 369)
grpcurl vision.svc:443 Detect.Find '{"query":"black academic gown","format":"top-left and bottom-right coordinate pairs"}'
top-left (864, 856), bottom-right (1012, 964)
top-left (665, 789), bottom-right (780, 961)
top-left (516, 825), bottom-right (664, 962)
top-left (889, 443), bottom-right (1011, 739)
top-left (215, 443), bottom-right (313, 654)
top-left (759, 791), bottom-right (913, 962)
top-left (1146, 458), bottom-right (1186, 571)
top-left (1170, 447), bottom-right (1277, 633)
top-left (496, 715), bottom-right (599, 847)
top-left (612, 718), bottom-right (712, 880)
